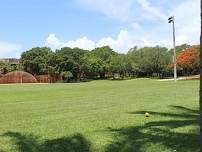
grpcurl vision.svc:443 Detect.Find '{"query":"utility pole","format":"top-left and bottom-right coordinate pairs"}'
top-left (168, 16), bottom-right (177, 82)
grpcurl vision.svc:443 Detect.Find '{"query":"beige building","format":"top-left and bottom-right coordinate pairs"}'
top-left (0, 58), bottom-right (20, 65)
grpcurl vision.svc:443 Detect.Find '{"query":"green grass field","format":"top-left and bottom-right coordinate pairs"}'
top-left (0, 79), bottom-right (199, 152)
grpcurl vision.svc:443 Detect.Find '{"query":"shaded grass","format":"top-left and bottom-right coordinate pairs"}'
top-left (0, 79), bottom-right (199, 152)
top-left (2, 132), bottom-right (91, 152)
top-left (106, 106), bottom-right (199, 152)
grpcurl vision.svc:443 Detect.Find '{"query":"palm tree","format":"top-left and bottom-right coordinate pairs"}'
top-left (200, 0), bottom-right (202, 151)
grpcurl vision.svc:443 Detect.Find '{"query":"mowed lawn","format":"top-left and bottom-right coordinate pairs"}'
top-left (0, 79), bottom-right (199, 152)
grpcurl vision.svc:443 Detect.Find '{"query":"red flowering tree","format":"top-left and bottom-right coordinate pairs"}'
top-left (166, 45), bottom-right (200, 76)
top-left (177, 45), bottom-right (200, 75)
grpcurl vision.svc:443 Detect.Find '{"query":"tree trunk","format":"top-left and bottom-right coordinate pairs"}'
top-left (112, 72), bottom-right (115, 79)
top-left (200, 0), bottom-right (202, 151)
top-left (99, 72), bottom-right (105, 78)
top-left (77, 72), bottom-right (82, 82)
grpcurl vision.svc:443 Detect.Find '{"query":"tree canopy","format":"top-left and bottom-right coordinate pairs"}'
top-left (3, 43), bottom-right (197, 82)
top-left (21, 47), bottom-right (53, 75)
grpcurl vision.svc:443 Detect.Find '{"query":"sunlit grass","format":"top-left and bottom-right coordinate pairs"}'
top-left (0, 79), bottom-right (199, 152)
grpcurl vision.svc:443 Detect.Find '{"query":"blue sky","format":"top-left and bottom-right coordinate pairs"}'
top-left (0, 0), bottom-right (200, 57)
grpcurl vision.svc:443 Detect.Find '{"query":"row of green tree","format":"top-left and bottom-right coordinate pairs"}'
top-left (20, 46), bottom-right (171, 81)
top-left (0, 44), bottom-right (199, 81)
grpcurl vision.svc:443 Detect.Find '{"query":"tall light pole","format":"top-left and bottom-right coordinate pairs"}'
top-left (168, 16), bottom-right (177, 82)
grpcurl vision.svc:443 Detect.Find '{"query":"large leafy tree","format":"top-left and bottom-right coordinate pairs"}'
top-left (0, 61), bottom-right (22, 74)
top-left (55, 47), bottom-right (88, 81)
top-left (110, 54), bottom-right (132, 79)
top-left (0, 62), bottom-right (11, 74)
top-left (128, 46), bottom-right (170, 76)
top-left (87, 46), bottom-right (117, 78)
top-left (47, 52), bottom-right (60, 81)
top-left (169, 44), bottom-right (191, 55)
top-left (21, 47), bottom-right (53, 75)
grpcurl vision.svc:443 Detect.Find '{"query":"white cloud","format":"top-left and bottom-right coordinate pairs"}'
top-left (0, 41), bottom-right (22, 58)
top-left (64, 37), bottom-right (95, 50)
top-left (46, 31), bottom-right (137, 53)
top-left (97, 30), bottom-right (134, 53)
top-left (45, 30), bottom-right (166, 53)
top-left (46, 0), bottom-right (200, 53)
top-left (136, 0), bottom-right (167, 21)
top-left (75, 0), bottom-right (133, 21)
top-left (45, 34), bottom-right (63, 50)
top-left (76, 0), bottom-right (168, 22)
top-left (46, 34), bottom-right (95, 51)
top-left (131, 0), bottom-right (200, 48)
top-left (46, 31), bottom-right (135, 53)
top-left (172, 0), bottom-right (200, 45)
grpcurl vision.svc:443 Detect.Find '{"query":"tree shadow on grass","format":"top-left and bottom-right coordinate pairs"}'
top-left (1, 106), bottom-right (199, 152)
top-left (2, 132), bottom-right (91, 152)
top-left (105, 106), bottom-right (199, 152)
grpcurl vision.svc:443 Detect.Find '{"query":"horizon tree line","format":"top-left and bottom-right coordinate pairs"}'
top-left (0, 44), bottom-right (200, 82)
